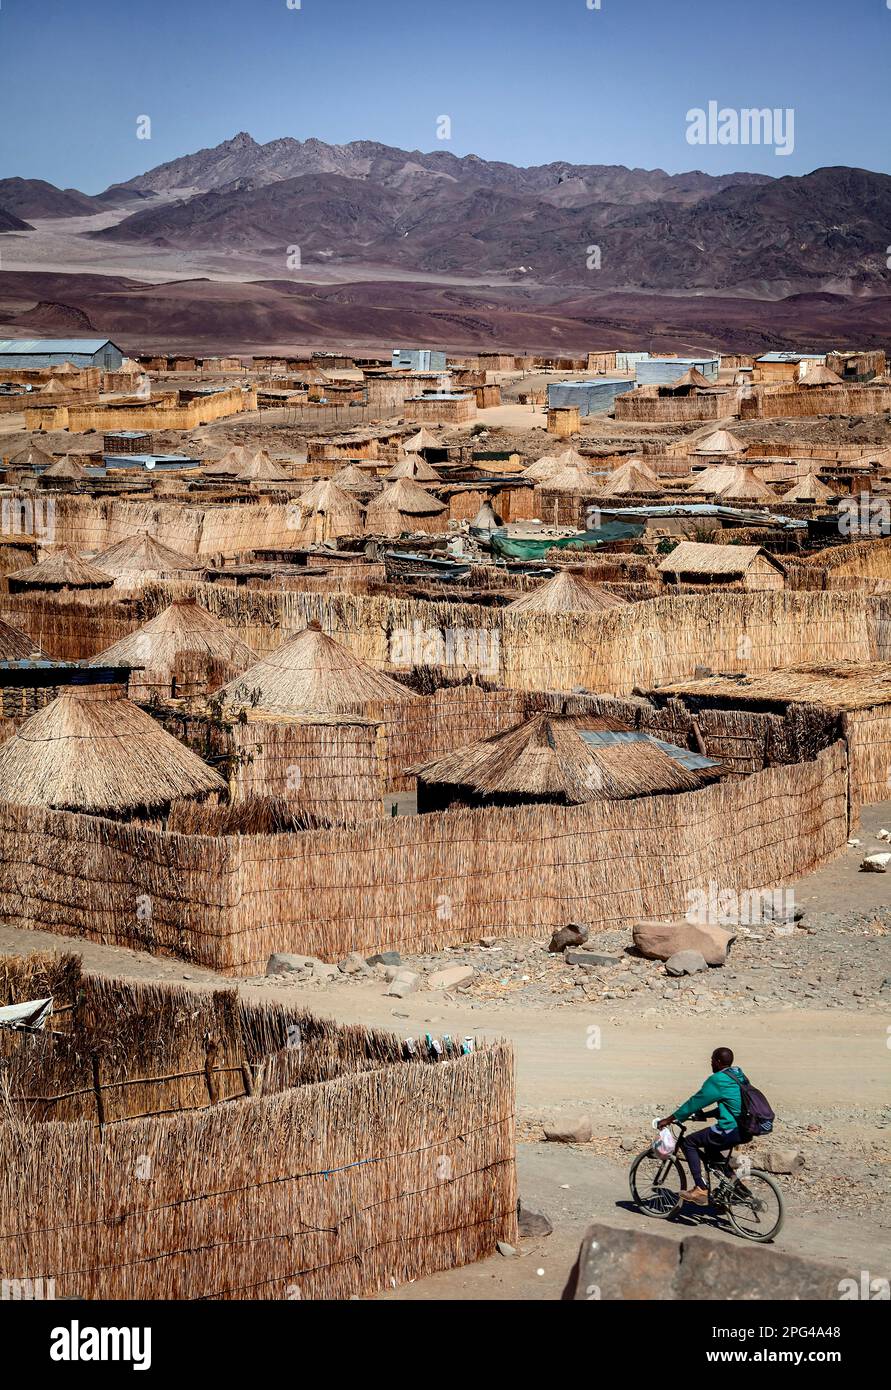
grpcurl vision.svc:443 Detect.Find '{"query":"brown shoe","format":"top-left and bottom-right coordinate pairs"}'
top-left (680, 1187), bottom-right (709, 1206)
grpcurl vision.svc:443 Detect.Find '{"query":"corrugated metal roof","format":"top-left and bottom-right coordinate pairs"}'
top-left (0, 338), bottom-right (116, 354)
top-left (578, 729), bottom-right (721, 770)
top-left (756, 352), bottom-right (824, 363)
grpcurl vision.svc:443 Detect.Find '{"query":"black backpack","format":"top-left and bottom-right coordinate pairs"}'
top-left (728, 1068), bottom-right (775, 1139)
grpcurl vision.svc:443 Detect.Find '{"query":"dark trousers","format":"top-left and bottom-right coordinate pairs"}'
top-left (680, 1125), bottom-right (742, 1188)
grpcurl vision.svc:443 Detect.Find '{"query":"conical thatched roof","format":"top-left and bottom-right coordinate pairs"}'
top-left (412, 713), bottom-right (722, 805)
top-left (687, 463), bottom-right (746, 496)
top-left (331, 464), bottom-right (380, 493)
top-left (522, 454), bottom-right (564, 482)
top-left (0, 686), bottom-right (225, 815)
top-left (693, 429), bottom-right (744, 456)
top-left (386, 455), bottom-right (442, 482)
top-left (0, 616), bottom-right (48, 661)
top-left (234, 453), bottom-right (291, 482)
top-left (713, 466), bottom-right (776, 503)
top-left (800, 363), bottom-right (843, 386)
top-left (403, 428), bottom-right (442, 453)
top-left (8, 549), bottom-right (113, 590)
top-left (41, 455), bottom-right (86, 481)
top-left (505, 570), bottom-right (628, 614)
top-left (598, 459), bottom-right (661, 497)
top-left (91, 531), bottom-right (200, 578)
top-left (780, 472), bottom-right (835, 503)
top-left (87, 601), bottom-right (257, 698)
top-left (365, 477), bottom-right (446, 528)
top-left (39, 378), bottom-right (66, 395)
top-left (664, 366), bottom-right (711, 390)
top-left (217, 623), bottom-right (418, 717)
top-left (290, 480), bottom-right (364, 540)
top-left (538, 462), bottom-right (599, 493)
top-left (202, 447), bottom-right (245, 476)
top-left (7, 442), bottom-right (55, 470)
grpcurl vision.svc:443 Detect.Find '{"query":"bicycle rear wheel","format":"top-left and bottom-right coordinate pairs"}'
top-left (726, 1169), bottom-right (784, 1242)
top-left (629, 1149), bottom-right (684, 1218)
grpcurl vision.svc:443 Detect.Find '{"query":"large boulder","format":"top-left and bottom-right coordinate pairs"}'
top-left (563, 1223), bottom-right (678, 1300)
top-left (633, 918), bottom-right (735, 965)
top-left (543, 1114), bottom-right (592, 1144)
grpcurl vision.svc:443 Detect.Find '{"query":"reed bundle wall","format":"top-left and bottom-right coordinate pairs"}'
top-left (0, 964), bottom-right (515, 1299)
top-left (0, 744), bottom-right (848, 973)
top-left (739, 386), bottom-right (891, 419)
top-left (614, 394), bottom-right (731, 423)
top-left (37, 496), bottom-right (300, 560)
top-left (845, 708), bottom-right (891, 808)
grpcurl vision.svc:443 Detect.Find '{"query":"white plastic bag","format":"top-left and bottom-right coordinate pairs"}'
top-left (654, 1125), bottom-right (677, 1157)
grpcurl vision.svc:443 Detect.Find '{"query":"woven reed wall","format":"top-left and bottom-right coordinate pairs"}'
top-left (0, 966), bottom-right (515, 1300)
top-left (740, 386), bottom-right (891, 420)
top-left (228, 718), bottom-right (386, 823)
top-left (42, 496), bottom-right (299, 559)
top-left (614, 394), bottom-right (728, 423)
top-left (0, 744), bottom-right (847, 972)
top-left (845, 708), bottom-right (891, 809)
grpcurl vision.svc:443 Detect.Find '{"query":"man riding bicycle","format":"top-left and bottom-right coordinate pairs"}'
top-left (657, 1046), bottom-right (749, 1206)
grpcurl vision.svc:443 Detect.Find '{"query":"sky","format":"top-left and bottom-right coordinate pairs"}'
top-left (1, 0), bottom-right (890, 192)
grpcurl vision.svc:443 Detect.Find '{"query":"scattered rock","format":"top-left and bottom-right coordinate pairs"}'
top-left (759, 1149), bottom-right (806, 1175)
top-left (366, 950), bottom-right (401, 967)
top-left (861, 852), bottom-right (890, 873)
top-left (497, 1241), bottom-right (518, 1258)
top-left (548, 923), bottom-right (589, 954)
top-left (479, 936), bottom-right (499, 948)
top-left (374, 963), bottom-right (399, 982)
top-left (566, 949), bottom-right (624, 968)
top-left (385, 969), bottom-right (420, 998)
top-left (266, 953), bottom-right (316, 976)
top-left (665, 950), bottom-right (709, 977)
top-left (517, 1202), bottom-right (553, 1238)
top-left (338, 952), bottom-right (370, 975)
top-left (633, 919), bottom-right (735, 966)
top-left (313, 962), bottom-right (338, 983)
top-left (427, 964), bottom-right (474, 991)
top-left (544, 1114), bottom-right (592, 1144)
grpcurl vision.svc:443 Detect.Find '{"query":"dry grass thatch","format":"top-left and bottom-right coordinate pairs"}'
top-left (0, 614), bottom-right (47, 660)
top-left (693, 429), bottom-right (744, 456)
top-left (597, 459), bottom-right (661, 497)
top-left (86, 600), bottom-right (258, 700)
top-left (0, 684), bottom-right (225, 814)
top-left (6, 442), bottom-right (55, 470)
top-left (657, 542), bottom-right (784, 578)
top-left (656, 660), bottom-right (891, 712)
top-left (411, 711), bottom-right (723, 805)
top-left (91, 531), bottom-right (202, 578)
top-left (386, 455), bottom-right (442, 482)
top-left (402, 428), bottom-right (442, 453)
top-left (7, 549), bottom-right (113, 591)
top-left (365, 478), bottom-right (447, 535)
top-left (291, 480), bottom-right (364, 540)
top-left (522, 454), bottom-right (564, 482)
top-left (40, 455), bottom-right (87, 482)
top-left (218, 622), bottom-right (419, 717)
top-left (713, 466), bottom-right (777, 503)
top-left (780, 472), bottom-right (836, 503)
top-left (538, 462), bottom-right (599, 493)
top-left (505, 569), bottom-right (628, 614)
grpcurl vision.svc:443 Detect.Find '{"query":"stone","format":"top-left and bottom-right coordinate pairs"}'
top-left (496, 1241), bottom-right (518, 1257)
top-left (266, 953), bottom-right (316, 976)
top-left (427, 964), bottom-right (474, 991)
top-left (374, 963), bottom-right (399, 982)
top-left (861, 852), bottom-right (890, 872)
top-left (758, 1148), bottom-right (805, 1175)
top-left (563, 1222), bottom-right (845, 1301)
top-left (633, 919), bottom-right (734, 966)
top-left (543, 1114), bottom-right (592, 1144)
top-left (313, 962), bottom-right (338, 982)
top-left (548, 923), bottom-right (589, 954)
top-left (385, 969), bottom-right (420, 998)
top-left (517, 1203), bottom-right (553, 1238)
top-left (366, 950), bottom-right (401, 966)
top-left (665, 950), bottom-right (708, 977)
top-left (566, 949), bottom-right (624, 968)
top-left (338, 952), bottom-right (370, 975)
top-left (479, 936), bottom-right (499, 948)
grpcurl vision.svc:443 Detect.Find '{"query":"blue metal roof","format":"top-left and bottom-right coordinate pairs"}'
top-left (578, 729), bottom-right (721, 770)
top-left (0, 338), bottom-right (118, 354)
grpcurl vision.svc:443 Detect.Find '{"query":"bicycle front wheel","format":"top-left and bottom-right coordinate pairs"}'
top-left (726, 1169), bottom-right (785, 1242)
top-left (629, 1149), bottom-right (684, 1219)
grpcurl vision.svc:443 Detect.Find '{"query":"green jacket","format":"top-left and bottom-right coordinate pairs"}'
top-left (674, 1066), bottom-right (747, 1133)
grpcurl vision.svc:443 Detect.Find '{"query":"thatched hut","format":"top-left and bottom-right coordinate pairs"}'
top-left (0, 615), bottom-right (48, 661)
top-left (522, 453), bottom-right (564, 482)
top-left (800, 363), bottom-right (843, 386)
top-left (218, 622), bottom-right (419, 717)
top-left (411, 712), bottom-right (724, 812)
top-left (364, 477), bottom-right (448, 536)
top-left (7, 549), bottom-right (114, 595)
top-left (386, 454), bottom-right (442, 483)
top-left (597, 459), bottom-right (661, 498)
top-left (234, 453), bottom-right (292, 483)
top-left (780, 472), bottom-right (836, 504)
top-left (0, 684), bottom-right (225, 820)
top-left (290, 479), bottom-right (364, 543)
top-left (692, 429), bottom-right (744, 457)
top-left (658, 541), bottom-right (786, 590)
top-left (662, 366), bottom-right (712, 392)
top-left (37, 455), bottom-right (87, 485)
top-left (505, 569), bottom-right (628, 614)
top-left (403, 427), bottom-right (442, 455)
top-left (5, 442), bottom-right (55, 471)
top-left (86, 600), bottom-right (258, 701)
top-left (537, 462), bottom-right (599, 494)
top-left (331, 463), bottom-right (381, 496)
top-left (90, 531), bottom-right (203, 585)
top-left (713, 466), bottom-right (777, 504)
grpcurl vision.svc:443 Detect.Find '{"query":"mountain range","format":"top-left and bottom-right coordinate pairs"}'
top-left (1, 134), bottom-right (889, 351)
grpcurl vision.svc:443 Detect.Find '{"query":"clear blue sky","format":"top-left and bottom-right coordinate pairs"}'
top-left (1, 0), bottom-right (889, 192)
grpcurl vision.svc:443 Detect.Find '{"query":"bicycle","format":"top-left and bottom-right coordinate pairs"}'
top-left (628, 1120), bottom-right (785, 1242)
